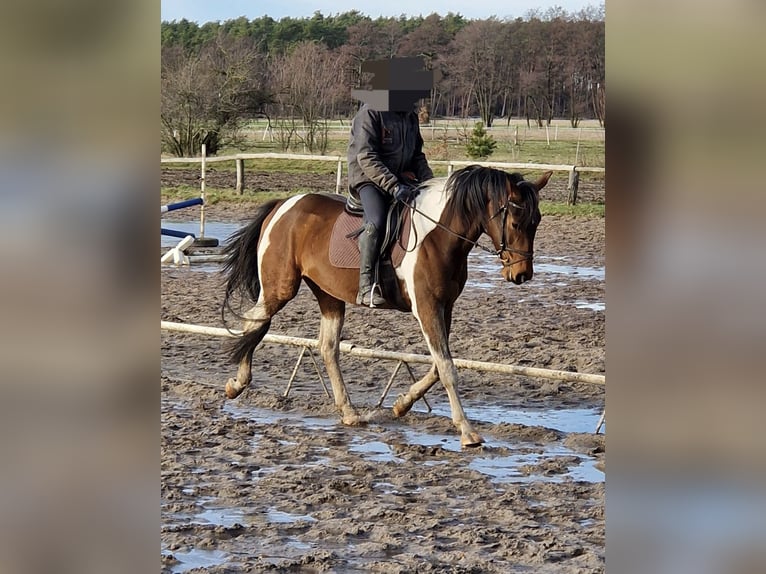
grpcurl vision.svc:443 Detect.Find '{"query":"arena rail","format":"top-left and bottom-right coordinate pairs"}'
top-left (161, 151), bottom-right (604, 201)
top-left (161, 320), bottom-right (606, 432)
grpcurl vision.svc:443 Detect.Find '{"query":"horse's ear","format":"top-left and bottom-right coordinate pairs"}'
top-left (535, 171), bottom-right (553, 190)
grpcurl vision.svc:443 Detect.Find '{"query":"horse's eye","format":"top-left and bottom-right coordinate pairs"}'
top-left (511, 222), bottom-right (519, 230)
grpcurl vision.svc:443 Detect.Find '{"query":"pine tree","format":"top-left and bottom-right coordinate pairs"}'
top-left (465, 121), bottom-right (497, 159)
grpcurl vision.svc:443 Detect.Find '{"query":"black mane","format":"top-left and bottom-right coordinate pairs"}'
top-left (442, 165), bottom-right (539, 230)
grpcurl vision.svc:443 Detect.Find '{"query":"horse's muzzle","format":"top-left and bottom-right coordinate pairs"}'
top-left (502, 264), bottom-right (532, 284)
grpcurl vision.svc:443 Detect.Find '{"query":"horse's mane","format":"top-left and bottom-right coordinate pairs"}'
top-left (440, 165), bottom-right (539, 230)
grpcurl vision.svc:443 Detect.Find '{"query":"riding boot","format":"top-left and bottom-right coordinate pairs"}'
top-left (356, 222), bottom-right (386, 307)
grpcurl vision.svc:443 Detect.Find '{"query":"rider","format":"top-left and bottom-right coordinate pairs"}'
top-left (347, 57), bottom-right (435, 307)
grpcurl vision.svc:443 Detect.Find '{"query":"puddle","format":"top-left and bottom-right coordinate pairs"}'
top-left (349, 438), bottom-right (403, 463)
top-left (413, 403), bottom-right (603, 435)
top-left (195, 505), bottom-right (250, 528)
top-left (223, 402), bottom-right (340, 432)
top-left (469, 447), bottom-right (603, 484)
top-left (223, 400), bottom-right (603, 485)
top-left (285, 537), bottom-right (315, 551)
top-left (535, 262), bottom-right (604, 280)
top-left (160, 220), bottom-right (242, 247)
top-left (468, 252), bottom-right (604, 281)
top-left (574, 300), bottom-right (606, 311)
top-left (465, 251), bottom-right (604, 312)
top-left (167, 548), bottom-right (229, 573)
top-left (266, 508), bottom-right (318, 524)
top-left (401, 428), bottom-right (463, 452)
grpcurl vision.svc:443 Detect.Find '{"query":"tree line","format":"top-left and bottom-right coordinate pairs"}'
top-left (161, 8), bottom-right (604, 156)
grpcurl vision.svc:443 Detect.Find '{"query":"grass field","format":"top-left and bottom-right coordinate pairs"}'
top-left (162, 117), bottom-right (604, 216)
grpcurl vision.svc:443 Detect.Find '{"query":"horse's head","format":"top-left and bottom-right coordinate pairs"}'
top-left (441, 166), bottom-right (552, 284)
top-left (491, 171), bottom-right (551, 284)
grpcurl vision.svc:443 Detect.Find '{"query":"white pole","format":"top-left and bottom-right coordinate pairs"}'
top-left (545, 124), bottom-right (550, 147)
top-left (161, 321), bottom-right (606, 386)
top-left (336, 159), bottom-right (343, 193)
top-left (199, 143), bottom-right (207, 239)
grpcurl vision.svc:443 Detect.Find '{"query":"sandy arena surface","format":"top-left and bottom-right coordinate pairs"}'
top-left (161, 189), bottom-right (605, 573)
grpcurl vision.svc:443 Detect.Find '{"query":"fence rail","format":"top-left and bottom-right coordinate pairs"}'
top-left (161, 152), bottom-right (603, 200)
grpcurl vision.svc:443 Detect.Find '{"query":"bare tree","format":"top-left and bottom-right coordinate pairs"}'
top-left (398, 14), bottom-right (452, 118)
top-left (272, 41), bottom-right (345, 153)
top-left (451, 20), bottom-right (512, 127)
top-left (161, 36), bottom-right (269, 156)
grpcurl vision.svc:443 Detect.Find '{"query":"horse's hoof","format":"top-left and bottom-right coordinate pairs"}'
top-left (461, 432), bottom-right (484, 448)
top-left (225, 378), bottom-right (242, 399)
top-left (342, 412), bottom-right (364, 426)
top-left (392, 395), bottom-right (413, 418)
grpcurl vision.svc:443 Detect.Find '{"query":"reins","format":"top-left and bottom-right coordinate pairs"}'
top-left (398, 194), bottom-right (534, 266)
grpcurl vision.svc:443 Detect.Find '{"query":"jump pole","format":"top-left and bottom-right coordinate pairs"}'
top-left (161, 197), bottom-right (203, 215)
top-left (161, 321), bottom-right (606, 430)
top-left (161, 321), bottom-right (606, 385)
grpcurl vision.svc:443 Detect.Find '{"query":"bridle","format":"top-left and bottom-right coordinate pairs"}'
top-left (400, 193), bottom-right (534, 266)
top-left (489, 197), bottom-right (534, 267)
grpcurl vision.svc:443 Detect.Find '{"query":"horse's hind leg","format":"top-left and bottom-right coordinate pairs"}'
top-left (225, 300), bottom-right (274, 399)
top-left (311, 288), bottom-right (362, 425)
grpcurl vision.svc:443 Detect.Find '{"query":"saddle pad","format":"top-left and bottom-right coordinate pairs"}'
top-left (329, 209), bottom-right (411, 269)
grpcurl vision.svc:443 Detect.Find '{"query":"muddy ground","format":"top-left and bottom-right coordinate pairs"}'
top-left (161, 189), bottom-right (605, 572)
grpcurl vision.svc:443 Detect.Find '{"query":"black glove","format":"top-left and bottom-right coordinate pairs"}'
top-left (393, 182), bottom-right (418, 204)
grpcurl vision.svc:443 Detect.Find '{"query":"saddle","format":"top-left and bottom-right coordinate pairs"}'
top-left (328, 196), bottom-right (412, 311)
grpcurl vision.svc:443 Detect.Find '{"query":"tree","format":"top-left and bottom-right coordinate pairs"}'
top-left (161, 36), bottom-right (270, 156)
top-left (465, 122), bottom-right (497, 159)
top-left (451, 20), bottom-right (511, 127)
top-left (272, 41), bottom-right (346, 153)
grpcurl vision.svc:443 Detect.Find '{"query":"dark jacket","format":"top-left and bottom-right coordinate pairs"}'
top-left (347, 105), bottom-right (433, 198)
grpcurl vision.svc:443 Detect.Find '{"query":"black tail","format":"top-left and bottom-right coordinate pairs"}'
top-left (220, 199), bottom-right (283, 362)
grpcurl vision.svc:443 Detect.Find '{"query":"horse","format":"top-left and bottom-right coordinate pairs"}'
top-left (221, 165), bottom-right (551, 447)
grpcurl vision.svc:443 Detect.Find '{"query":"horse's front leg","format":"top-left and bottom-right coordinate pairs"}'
top-left (414, 306), bottom-right (483, 447)
top-left (392, 364), bottom-right (439, 417)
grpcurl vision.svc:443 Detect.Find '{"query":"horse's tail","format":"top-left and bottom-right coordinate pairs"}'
top-left (220, 198), bottom-right (282, 324)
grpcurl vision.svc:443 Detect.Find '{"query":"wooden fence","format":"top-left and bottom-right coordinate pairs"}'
top-left (161, 151), bottom-right (604, 205)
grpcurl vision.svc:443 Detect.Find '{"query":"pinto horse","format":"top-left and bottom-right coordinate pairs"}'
top-left (221, 165), bottom-right (551, 447)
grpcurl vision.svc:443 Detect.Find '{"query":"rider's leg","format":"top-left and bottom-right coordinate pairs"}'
top-left (356, 184), bottom-right (388, 307)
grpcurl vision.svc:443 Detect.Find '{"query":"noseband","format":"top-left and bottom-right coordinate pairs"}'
top-left (489, 197), bottom-right (533, 267)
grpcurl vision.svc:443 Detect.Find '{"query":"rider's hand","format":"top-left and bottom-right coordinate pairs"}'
top-left (394, 182), bottom-right (418, 204)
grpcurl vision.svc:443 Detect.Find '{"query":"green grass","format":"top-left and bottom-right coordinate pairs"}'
top-left (164, 129), bottom-right (604, 170)
top-left (540, 201), bottom-right (604, 217)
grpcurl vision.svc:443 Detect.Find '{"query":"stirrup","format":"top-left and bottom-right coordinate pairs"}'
top-left (358, 283), bottom-right (385, 307)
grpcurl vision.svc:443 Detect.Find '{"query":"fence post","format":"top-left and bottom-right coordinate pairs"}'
top-left (447, 162), bottom-right (454, 177)
top-left (199, 144), bottom-right (206, 238)
top-left (567, 166), bottom-right (580, 206)
top-left (193, 144), bottom-right (219, 247)
top-left (336, 158), bottom-right (343, 194)
top-left (236, 157), bottom-right (245, 194)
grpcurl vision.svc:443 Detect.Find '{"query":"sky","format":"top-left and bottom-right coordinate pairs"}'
top-left (160, 0), bottom-right (602, 24)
